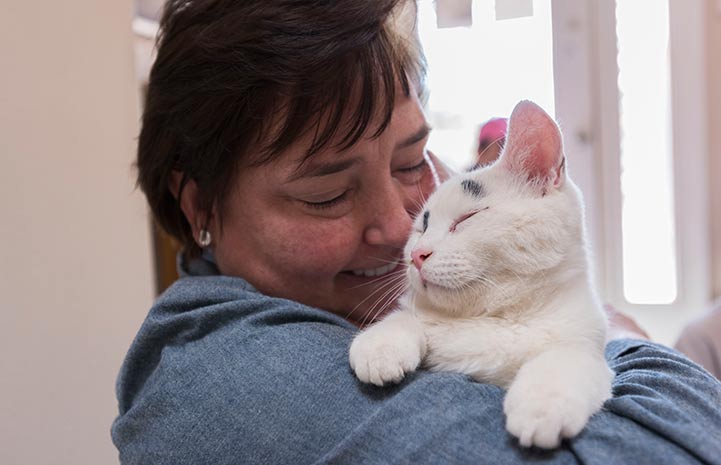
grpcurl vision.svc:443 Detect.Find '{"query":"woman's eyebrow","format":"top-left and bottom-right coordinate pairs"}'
top-left (396, 124), bottom-right (431, 150)
top-left (285, 124), bottom-right (430, 183)
top-left (286, 157), bottom-right (361, 182)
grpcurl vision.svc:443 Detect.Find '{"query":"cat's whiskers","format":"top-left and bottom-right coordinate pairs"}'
top-left (348, 268), bottom-right (407, 290)
top-left (471, 272), bottom-right (513, 302)
top-left (375, 283), bottom-right (408, 323)
top-left (368, 256), bottom-right (408, 266)
top-left (347, 274), bottom-right (405, 316)
top-left (361, 279), bottom-right (408, 328)
top-left (360, 276), bottom-right (408, 326)
top-left (368, 280), bottom-right (406, 314)
top-left (346, 273), bottom-right (407, 322)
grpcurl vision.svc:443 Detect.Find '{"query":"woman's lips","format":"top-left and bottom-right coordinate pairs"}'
top-left (343, 259), bottom-right (406, 279)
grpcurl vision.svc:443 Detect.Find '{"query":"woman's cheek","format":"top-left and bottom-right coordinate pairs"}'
top-left (275, 218), bottom-right (357, 274)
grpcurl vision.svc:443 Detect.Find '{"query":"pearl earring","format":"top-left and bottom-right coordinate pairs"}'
top-left (198, 229), bottom-right (212, 247)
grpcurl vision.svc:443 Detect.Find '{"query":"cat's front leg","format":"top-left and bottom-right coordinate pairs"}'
top-left (349, 308), bottom-right (426, 386)
top-left (503, 347), bottom-right (614, 449)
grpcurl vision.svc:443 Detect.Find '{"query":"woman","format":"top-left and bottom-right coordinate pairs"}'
top-left (113, 0), bottom-right (721, 463)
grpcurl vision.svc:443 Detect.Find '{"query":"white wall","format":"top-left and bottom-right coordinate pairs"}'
top-left (707, 0), bottom-right (721, 300)
top-left (0, 1), bottom-right (154, 464)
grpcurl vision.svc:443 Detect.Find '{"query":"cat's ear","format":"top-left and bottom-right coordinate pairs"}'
top-left (498, 100), bottom-right (566, 191)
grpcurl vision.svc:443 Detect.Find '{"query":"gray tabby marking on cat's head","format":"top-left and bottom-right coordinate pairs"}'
top-left (461, 179), bottom-right (485, 198)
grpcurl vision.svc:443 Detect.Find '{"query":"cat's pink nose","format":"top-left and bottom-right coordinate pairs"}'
top-left (411, 248), bottom-right (433, 270)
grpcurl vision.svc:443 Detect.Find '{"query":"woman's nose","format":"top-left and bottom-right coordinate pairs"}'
top-left (363, 181), bottom-right (413, 248)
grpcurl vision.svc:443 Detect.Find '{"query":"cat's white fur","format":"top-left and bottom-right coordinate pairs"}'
top-left (349, 101), bottom-right (614, 449)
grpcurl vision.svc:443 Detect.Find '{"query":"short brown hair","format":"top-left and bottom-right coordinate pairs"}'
top-left (136, 0), bottom-right (426, 257)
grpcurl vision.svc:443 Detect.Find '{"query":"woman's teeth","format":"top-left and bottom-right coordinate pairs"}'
top-left (351, 262), bottom-right (398, 277)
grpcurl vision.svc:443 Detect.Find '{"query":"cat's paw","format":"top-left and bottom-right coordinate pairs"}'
top-left (503, 385), bottom-right (593, 449)
top-left (349, 328), bottom-right (422, 386)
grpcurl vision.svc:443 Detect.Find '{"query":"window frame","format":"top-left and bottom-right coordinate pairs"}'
top-left (552, 0), bottom-right (711, 344)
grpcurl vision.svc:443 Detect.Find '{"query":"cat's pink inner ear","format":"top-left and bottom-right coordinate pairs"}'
top-left (500, 101), bottom-right (565, 187)
top-left (519, 133), bottom-right (563, 183)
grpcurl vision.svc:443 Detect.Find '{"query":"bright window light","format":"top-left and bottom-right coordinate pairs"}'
top-left (417, 0), bottom-right (555, 171)
top-left (616, 0), bottom-right (678, 304)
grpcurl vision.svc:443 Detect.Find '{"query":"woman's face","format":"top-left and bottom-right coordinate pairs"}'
top-left (211, 91), bottom-right (438, 325)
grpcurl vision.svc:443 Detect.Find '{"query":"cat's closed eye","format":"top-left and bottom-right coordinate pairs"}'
top-left (450, 206), bottom-right (489, 232)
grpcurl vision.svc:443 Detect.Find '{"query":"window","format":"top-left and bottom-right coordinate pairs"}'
top-left (615, 0), bottom-right (677, 305)
top-left (565, 0), bottom-right (711, 343)
top-left (421, 0), bottom-right (711, 344)
top-left (418, 0), bottom-right (555, 171)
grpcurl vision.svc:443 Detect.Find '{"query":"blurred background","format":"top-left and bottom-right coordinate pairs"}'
top-left (1, 0), bottom-right (719, 464)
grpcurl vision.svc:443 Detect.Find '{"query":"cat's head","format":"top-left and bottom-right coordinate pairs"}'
top-left (405, 101), bottom-right (586, 316)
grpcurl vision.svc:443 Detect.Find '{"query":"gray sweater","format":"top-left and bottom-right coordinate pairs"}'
top-left (112, 267), bottom-right (721, 464)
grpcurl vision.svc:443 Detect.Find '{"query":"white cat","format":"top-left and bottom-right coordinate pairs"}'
top-left (349, 100), bottom-right (614, 449)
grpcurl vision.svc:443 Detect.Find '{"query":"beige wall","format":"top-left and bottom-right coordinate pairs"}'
top-left (707, 0), bottom-right (721, 300)
top-left (0, 1), bottom-right (154, 465)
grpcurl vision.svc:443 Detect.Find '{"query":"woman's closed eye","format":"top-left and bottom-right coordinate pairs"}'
top-left (300, 191), bottom-right (350, 210)
top-left (399, 159), bottom-right (426, 173)
top-left (394, 158), bottom-right (427, 184)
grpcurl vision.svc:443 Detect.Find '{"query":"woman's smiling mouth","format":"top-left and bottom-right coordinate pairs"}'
top-left (350, 261), bottom-right (400, 277)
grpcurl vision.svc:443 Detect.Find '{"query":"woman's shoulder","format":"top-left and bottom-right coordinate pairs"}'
top-left (150, 274), bottom-right (355, 332)
top-left (129, 274), bottom-right (354, 360)
top-left (116, 274), bottom-right (357, 410)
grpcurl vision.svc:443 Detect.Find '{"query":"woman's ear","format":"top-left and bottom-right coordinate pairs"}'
top-left (169, 170), bottom-right (213, 245)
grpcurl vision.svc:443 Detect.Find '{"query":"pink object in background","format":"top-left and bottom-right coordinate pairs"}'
top-left (475, 117), bottom-right (508, 168)
top-left (478, 117), bottom-right (508, 150)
